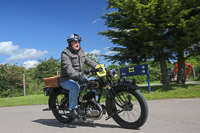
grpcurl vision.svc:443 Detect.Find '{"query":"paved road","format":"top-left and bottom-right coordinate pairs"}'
top-left (0, 99), bottom-right (200, 133)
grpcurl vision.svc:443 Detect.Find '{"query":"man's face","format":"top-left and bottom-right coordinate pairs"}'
top-left (71, 41), bottom-right (80, 51)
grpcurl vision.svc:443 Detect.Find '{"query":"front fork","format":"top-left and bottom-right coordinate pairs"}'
top-left (105, 87), bottom-right (126, 108)
top-left (104, 85), bottom-right (134, 120)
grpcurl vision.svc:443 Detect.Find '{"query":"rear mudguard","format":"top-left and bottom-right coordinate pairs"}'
top-left (105, 83), bottom-right (138, 117)
top-left (44, 87), bottom-right (68, 110)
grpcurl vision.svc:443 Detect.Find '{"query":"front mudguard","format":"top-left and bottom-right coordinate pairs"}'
top-left (105, 83), bottom-right (138, 117)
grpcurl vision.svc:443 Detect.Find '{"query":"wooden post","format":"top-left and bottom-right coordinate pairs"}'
top-left (192, 65), bottom-right (196, 79)
top-left (23, 71), bottom-right (26, 96)
top-left (56, 67), bottom-right (59, 76)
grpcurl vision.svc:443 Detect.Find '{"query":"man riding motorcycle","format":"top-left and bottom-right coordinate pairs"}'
top-left (59, 33), bottom-right (98, 118)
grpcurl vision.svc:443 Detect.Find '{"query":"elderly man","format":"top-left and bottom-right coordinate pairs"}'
top-left (59, 33), bottom-right (98, 118)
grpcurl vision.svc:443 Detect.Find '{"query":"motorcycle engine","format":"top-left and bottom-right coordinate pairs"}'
top-left (79, 90), bottom-right (103, 120)
top-left (86, 107), bottom-right (100, 117)
top-left (78, 100), bottom-right (103, 119)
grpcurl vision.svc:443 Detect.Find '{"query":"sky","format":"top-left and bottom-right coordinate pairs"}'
top-left (0, 0), bottom-right (117, 69)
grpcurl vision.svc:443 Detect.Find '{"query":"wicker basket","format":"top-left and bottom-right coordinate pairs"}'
top-left (44, 76), bottom-right (60, 88)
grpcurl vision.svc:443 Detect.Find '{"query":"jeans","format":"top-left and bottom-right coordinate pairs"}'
top-left (60, 80), bottom-right (80, 111)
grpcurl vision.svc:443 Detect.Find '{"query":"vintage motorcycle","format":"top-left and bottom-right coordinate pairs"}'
top-left (43, 64), bottom-right (148, 129)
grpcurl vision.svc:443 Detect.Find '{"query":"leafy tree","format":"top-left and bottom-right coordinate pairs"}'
top-left (186, 55), bottom-right (200, 80)
top-left (0, 64), bottom-right (24, 97)
top-left (86, 53), bottom-right (100, 64)
top-left (99, 0), bottom-right (200, 84)
top-left (32, 57), bottom-right (60, 82)
top-left (168, 0), bottom-right (200, 83)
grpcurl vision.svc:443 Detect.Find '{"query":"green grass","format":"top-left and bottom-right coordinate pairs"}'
top-left (0, 94), bottom-right (48, 107)
top-left (140, 84), bottom-right (200, 100)
top-left (0, 84), bottom-right (200, 107)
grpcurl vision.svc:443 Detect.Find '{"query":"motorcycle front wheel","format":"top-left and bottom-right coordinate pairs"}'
top-left (49, 90), bottom-right (74, 123)
top-left (106, 86), bottom-right (148, 129)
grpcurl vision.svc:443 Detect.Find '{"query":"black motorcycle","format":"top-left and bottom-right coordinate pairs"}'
top-left (43, 64), bottom-right (148, 129)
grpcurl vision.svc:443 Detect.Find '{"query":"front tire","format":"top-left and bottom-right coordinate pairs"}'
top-left (106, 86), bottom-right (148, 129)
top-left (49, 90), bottom-right (74, 123)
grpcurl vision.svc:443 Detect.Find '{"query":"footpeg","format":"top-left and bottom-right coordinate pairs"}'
top-left (43, 108), bottom-right (51, 111)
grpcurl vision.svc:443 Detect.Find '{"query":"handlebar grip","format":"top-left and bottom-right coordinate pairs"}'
top-left (91, 67), bottom-right (103, 73)
top-left (84, 67), bottom-right (103, 75)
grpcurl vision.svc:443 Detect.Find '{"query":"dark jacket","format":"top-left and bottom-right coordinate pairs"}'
top-left (59, 47), bottom-right (98, 83)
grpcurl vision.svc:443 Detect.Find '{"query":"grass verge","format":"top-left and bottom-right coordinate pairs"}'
top-left (0, 94), bottom-right (48, 107)
top-left (140, 84), bottom-right (200, 100)
top-left (0, 84), bottom-right (200, 107)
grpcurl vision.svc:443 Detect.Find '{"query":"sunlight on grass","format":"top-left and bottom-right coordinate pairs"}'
top-left (0, 94), bottom-right (48, 107)
top-left (141, 84), bottom-right (200, 100)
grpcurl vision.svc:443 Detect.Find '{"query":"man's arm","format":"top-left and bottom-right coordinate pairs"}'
top-left (84, 55), bottom-right (98, 68)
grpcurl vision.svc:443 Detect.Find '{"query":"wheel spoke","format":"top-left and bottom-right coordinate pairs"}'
top-left (59, 113), bottom-right (66, 116)
top-left (129, 111), bottom-right (138, 121)
top-left (120, 92), bottom-right (128, 102)
top-left (113, 91), bottom-right (142, 123)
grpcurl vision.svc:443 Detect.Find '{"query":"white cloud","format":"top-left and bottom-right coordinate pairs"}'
top-left (0, 41), bottom-right (48, 62)
top-left (104, 51), bottom-right (118, 55)
top-left (22, 60), bottom-right (40, 69)
top-left (6, 48), bottom-right (48, 62)
top-left (111, 28), bottom-right (120, 32)
top-left (86, 49), bottom-right (101, 55)
top-left (103, 47), bottom-right (118, 55)
top-left (104, 46), bottom-right (110, 50)
top-left (0, 41), bottom-right (19, 55)
top-left (92, 19), bottom-right (100, 24)
top-left (101, 38), bottom-right (107, 42)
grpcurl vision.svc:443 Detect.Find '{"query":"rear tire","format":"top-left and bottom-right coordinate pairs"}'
top-left (106, 86), bottom-right (148, 129)
top-left (49, 90), bottom-right (74, 123)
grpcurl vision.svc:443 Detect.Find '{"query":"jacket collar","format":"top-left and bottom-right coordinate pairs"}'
top-left (67, 47), bottom-right (82, 54)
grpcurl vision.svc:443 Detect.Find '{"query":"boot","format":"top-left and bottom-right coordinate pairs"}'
top-left (67, 109), bottom-right (80, 119)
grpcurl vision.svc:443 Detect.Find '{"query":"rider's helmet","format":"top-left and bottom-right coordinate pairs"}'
top-left (67, 33), bottom-right (82, 45)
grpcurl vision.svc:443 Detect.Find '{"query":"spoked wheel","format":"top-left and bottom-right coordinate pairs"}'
top-left (49, 91), bottom-right (74, 123)
top-left (106, 86), bottom-right (148, 129)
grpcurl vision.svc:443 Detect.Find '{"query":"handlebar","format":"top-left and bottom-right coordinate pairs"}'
top-left (84, 67), bottom-right (103, 75)
top-left (91, 67), bottom-right (103, 73)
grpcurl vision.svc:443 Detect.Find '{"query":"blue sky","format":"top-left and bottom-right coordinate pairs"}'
top-left (0, 0), bottom-right (116, 69)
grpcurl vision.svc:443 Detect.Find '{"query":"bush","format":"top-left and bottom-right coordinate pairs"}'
top-left (0, 64), bottom-right (24, 97)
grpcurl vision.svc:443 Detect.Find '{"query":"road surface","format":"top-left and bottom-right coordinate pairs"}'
top-left (0, 98), bottom-right (200, 133)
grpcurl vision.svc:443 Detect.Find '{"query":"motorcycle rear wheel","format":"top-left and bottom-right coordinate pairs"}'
top-left (49, 91), bottom-right (74, 123)
top-left (106, 86), bottom-right (148, 129)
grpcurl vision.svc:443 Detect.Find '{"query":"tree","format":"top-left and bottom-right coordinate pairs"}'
top-left (186, 55), bottom-right (200, 79)
top-left (86, 53), bottom-right (100, 64)
top-left (99, 0), bottom-right (200, 84)
top-left (32, 57), bottom-right (60, 82)
top-left (169, 0), bottom-right (200, 83)
top-left (0, 64), bottom-right (24, 97)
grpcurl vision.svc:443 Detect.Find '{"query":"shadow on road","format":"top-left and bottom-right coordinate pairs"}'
top-left (32, 118), bottom-right (123, 129)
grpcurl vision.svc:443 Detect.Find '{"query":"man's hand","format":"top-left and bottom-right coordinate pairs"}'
top-left (77, 76), bottom-right (88, 85)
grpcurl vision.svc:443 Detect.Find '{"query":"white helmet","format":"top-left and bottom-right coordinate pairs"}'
top-left (67, 33), bottom-right (82, 44)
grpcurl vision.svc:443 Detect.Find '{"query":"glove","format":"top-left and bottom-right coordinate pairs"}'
top-left (76, 76), bottom-right (88, 85)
